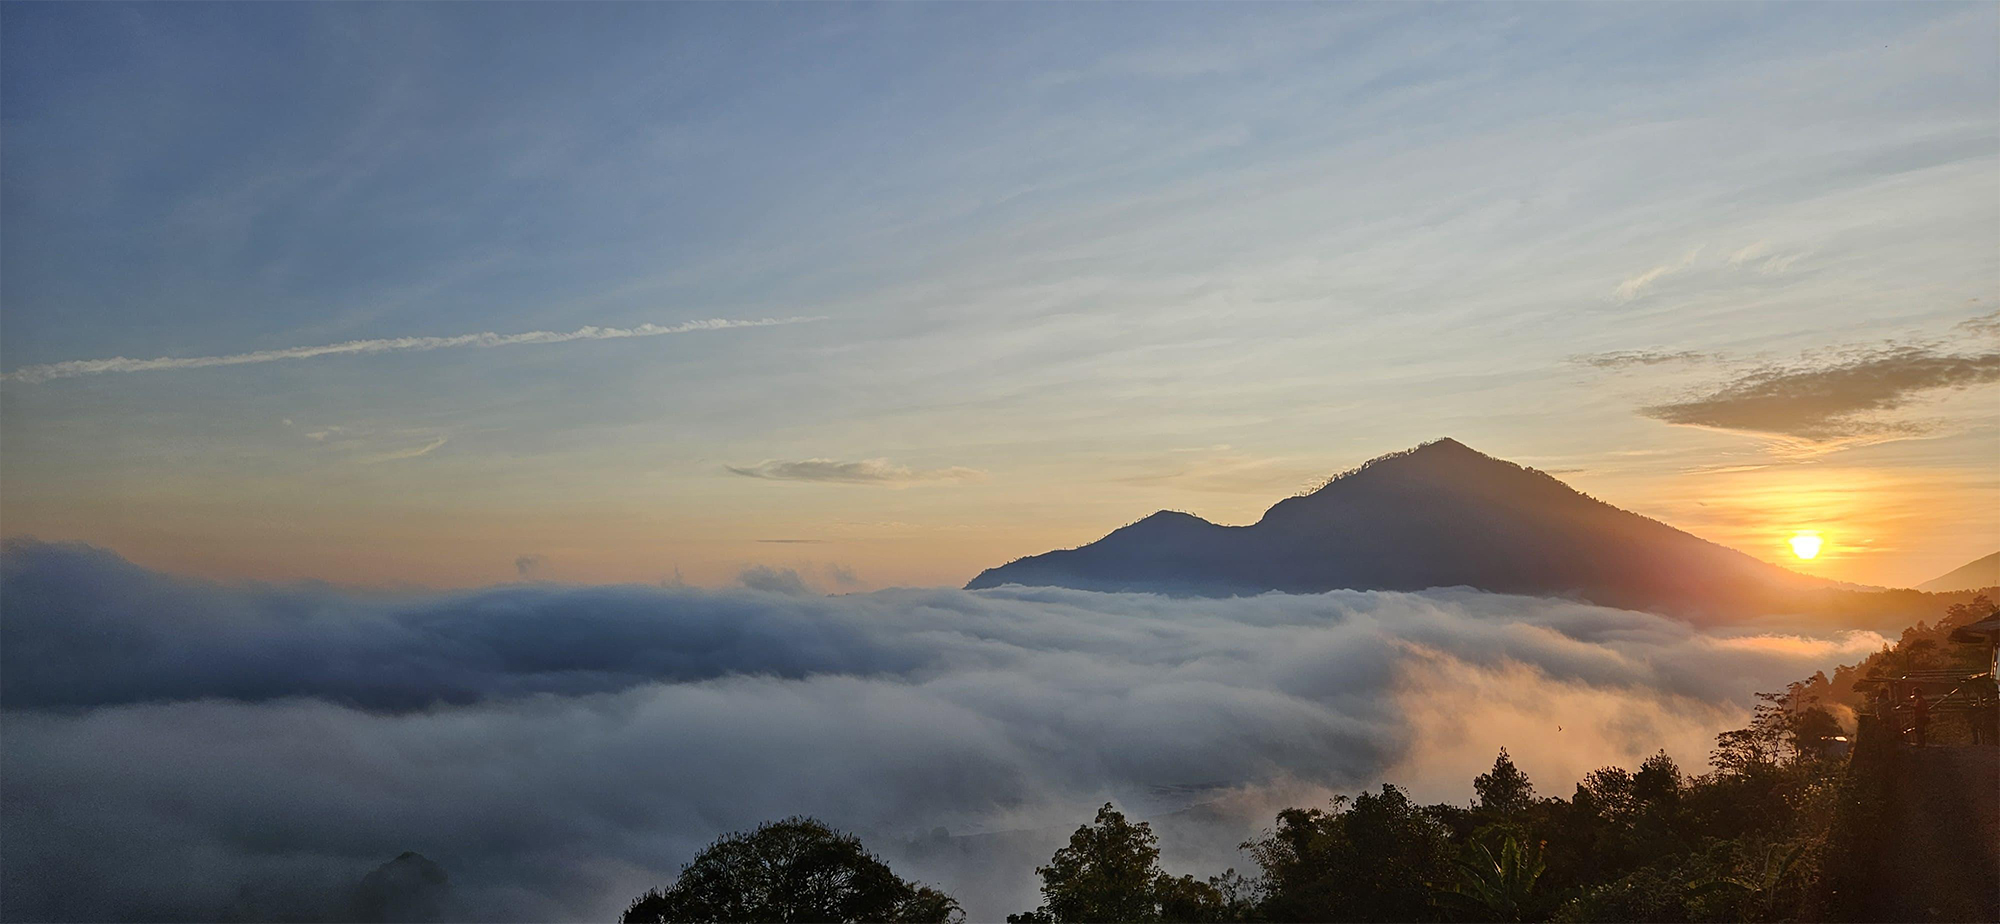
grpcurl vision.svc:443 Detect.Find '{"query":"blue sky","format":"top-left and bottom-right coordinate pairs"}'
top-left (3, 2), bottom-right (1995, 588)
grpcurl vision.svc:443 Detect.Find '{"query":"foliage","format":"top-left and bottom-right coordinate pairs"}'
top-left (1472, 748), bottom-right (1536, 817)
top-left (621, 817), bottom-right (960, 924)
top-left (1686, 841), bottom-right (1808, 924)
top-left (1437, 832), bottom-right (1554, 923)
top-left (626, 598), bottom-right (1993, 923)
top-left (1241, 784), bottom-right (1454, 922)
top-left (1009, 803), bottom-right (1244, 923)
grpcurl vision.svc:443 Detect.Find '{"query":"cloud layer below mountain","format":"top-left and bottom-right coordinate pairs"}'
top-left (0, 540), bottom-right (1885, 922)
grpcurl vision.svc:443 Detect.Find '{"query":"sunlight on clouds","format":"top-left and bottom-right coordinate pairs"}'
top-left (1702, 630), bottom-right (1889, 660)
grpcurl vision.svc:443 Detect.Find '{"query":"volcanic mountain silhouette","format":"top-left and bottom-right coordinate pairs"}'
top-left (1917, 551), bottom-right (2000, 593)
top-left (967, 438), bottom-right (1834, 620)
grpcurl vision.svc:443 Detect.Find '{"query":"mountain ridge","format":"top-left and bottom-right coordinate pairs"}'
top-left (967, 438), bottom-right (1845, 622)
top-left (1918, 551), bottom-right (2000, 593)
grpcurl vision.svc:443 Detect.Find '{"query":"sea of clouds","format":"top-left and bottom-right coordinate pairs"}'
top-left (0, 539), bottom-right (1886, 922)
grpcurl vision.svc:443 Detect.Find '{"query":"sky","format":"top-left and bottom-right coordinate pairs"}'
top-left (3, 2), bottom-right (1996, 591)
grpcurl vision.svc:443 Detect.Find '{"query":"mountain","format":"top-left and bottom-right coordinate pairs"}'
top-left (1918, 551), bottom-right (2000, 593)
top-left (966, 438), bottom-right (1838, 621)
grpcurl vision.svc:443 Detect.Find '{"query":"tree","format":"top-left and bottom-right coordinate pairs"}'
top-left (1437, 833), bottom-right (1549, 923)
top-left (1473, 748), bottom-right (1536, 816)
top-left (1630, 751), bottom-right (1683, 808)
top-left (1011, 804), bottom-right (1238, 923)
top-left (1243, 785), bottom-right (1453, 922)
top-left (1687, 841), bottom-right (1808, 923)
top-left (1789, 706), bottom-right (1843, 760)
top-left (622, 817), bottom-right (959, 923)
top-left (1579, 767), bottom-right (1634, 823)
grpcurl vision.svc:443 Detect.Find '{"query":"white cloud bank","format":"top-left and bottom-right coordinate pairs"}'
top-left (0, 316), bottom-right (824, 384)
top-left (0, 540), bottom-right (1884, 922)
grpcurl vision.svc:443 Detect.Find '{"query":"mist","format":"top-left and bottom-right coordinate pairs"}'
top-left (0, 540), bottom-right (1884, 922)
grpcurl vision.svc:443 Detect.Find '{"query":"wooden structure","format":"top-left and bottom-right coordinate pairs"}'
top-left (1860, 611), bottom-right (2000, 746)
top-left (1947, 612), bottom-right (2000, 745)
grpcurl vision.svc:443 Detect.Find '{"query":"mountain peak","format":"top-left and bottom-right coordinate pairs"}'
top-left (1103, 509), bottom-right (1220, 539)
top-left (967, 439), bottom-right (1833, 621)
top-left (1414, 436), bottom-right (1474, 453)
top-left (1315, 438), bottom-right (1504, 485)
top-left (1266, 438), bottom-right (1551, 525)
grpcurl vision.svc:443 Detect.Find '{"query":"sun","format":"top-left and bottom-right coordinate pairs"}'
top-left (1789, 532), bottom-right (1823, 560)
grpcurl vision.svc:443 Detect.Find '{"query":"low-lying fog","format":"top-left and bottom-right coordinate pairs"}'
top-left (0, 540), bottom-right (1884, 922)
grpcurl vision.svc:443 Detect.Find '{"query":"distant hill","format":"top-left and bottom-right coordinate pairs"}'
top-left (1918, 551), bottom-right (2000, 593)
top-left (968, 438), bottom-right (1955, 625)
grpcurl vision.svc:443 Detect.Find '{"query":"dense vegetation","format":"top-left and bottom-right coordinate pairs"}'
top-left (623, 597), bottom-right (1995, 923)
top-left (621, 818), bottom-right (959, 924)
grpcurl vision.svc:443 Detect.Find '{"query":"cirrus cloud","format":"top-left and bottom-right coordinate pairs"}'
top-left (726, 457), bottom-right (986, 484)
top-left (0, 317), bottom-right (824, 384)
top-left (1571, 349), bottom-right (1711, 370)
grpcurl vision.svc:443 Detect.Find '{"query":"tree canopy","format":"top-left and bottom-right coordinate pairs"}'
top-left (621, 598), bottom-right (1996, 923)
top-left (621, 817), bottom-right (959, 924)
top-left (1008, 803), bottom-right (1245, 924)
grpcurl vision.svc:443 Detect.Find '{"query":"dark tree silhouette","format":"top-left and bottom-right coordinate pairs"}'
top-left (1438, 832), bottom-right (1550, 923)
top-left (621, 817), bottom-right (959, 924)
top-left (1242, 784), bottom-right (1453, 922)
top-left (1009, 803), bottom-right (1238, 923)
top-left (1630, 751), bottom-right (1683, 807)
top-left (1473, 748), bottom-right (1536, 816)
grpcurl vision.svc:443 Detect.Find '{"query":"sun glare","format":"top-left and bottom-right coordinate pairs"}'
top-left (1789, 532), bottom-right (1823, 560)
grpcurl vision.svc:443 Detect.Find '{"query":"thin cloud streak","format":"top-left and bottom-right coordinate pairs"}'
top-left (727, 458), bottom-right (987, 485)
top-left (359, 435), bottom-right (449, 464)
top-left (1613, 246), bottom-right (1703, 302)
top-left (0, 316), bottom-right (826, 384)
top-left (1958, 308), bottom-right (2000, 338)
top-left (1572, 350), bottom-right (1711, 370)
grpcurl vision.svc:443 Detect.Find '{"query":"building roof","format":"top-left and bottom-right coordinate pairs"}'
top-left (1949, 613), bottom-right (2000, 645)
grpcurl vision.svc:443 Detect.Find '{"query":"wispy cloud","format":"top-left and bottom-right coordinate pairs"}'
top-left (1613, 246), bottom-right (1703, 302)
top-left (1727, 242), bottom-right (1770, 266)
top-left (1641, 345), bottom-right (2000, 441)
top-left (1957, 308), bottom-right (2000, 339)
top-left (1572, 350), bottom-right (1710, 370)
top-left (359, 435), bottom-right (449, 464)
top-left (726, 458), bottom-right (986, 485)
top-left (0, 317), bottom-right (825, 384)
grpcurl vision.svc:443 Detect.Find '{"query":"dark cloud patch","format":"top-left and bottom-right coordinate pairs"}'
top-left (1641, 346), bottom-right (2000, 440)
top-left (514, 555), bottom-right (544, 578)
top-left (726, 458), bottom-right (984, 484)
top-left (0, 541), bottom-right (1883, 922)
